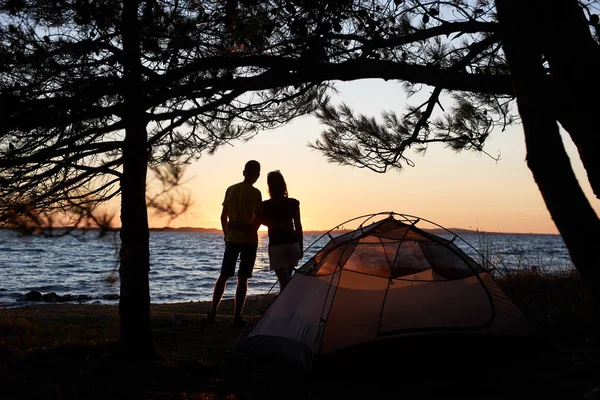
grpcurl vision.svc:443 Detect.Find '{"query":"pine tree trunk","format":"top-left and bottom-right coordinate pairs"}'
top-left (536, 0), bottom-right (600, 199)
top-left (118, 0), bottom-right (156, 358)
top-left (495, 0), bottom-right (600, 332)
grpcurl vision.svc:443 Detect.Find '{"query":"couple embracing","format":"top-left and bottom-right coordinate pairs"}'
top-left (204, 160), bottom-right (303, 326)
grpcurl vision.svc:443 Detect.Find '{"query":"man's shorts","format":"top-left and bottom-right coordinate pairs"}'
top-left (221, 241), bottom-right (258, 278)
top-left (268, 242), bottom-right (302, 271)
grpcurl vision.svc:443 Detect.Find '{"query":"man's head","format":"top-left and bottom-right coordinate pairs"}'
top-left (243, 160), bottom-right (261, 184)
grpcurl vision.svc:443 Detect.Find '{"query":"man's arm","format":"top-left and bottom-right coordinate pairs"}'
top-left (251, 192), bottom-right (264, 232)
top-left (253, 209), bottom-right (265, 232)
top-left (220, 206), bottom-right (228, 241)
top-left (253, 192), bottom-right (279, 231)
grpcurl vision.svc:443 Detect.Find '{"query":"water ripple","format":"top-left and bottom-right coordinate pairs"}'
top-left (0, 230), bottom-right (573, 306)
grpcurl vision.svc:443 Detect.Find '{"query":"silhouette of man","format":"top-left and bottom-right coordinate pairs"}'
top-left (205, 160), bottom-right (262, 327)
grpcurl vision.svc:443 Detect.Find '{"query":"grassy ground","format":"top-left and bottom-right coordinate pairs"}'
top-left (1, 271), bottom-right (599, 399)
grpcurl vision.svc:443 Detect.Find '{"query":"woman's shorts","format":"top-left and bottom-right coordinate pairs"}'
top-left (268, 243), bottom-right (301, 271)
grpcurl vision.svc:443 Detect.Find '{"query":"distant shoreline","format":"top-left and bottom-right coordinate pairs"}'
top-left (0, 226), bottom-right (559, 236)
top-left (148, 226), bottom-right (354, 235)
top-left (104, 226), bottom-right (564, 236)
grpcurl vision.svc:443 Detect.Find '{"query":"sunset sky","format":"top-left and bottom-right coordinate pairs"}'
top-left (146, 78), bottom-right (600, 234)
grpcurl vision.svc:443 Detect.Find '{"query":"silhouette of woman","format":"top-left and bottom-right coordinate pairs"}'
top-left (261, 170), bottom-right (303, 291)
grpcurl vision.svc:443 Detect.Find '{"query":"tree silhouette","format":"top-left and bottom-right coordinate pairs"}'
top-left (309, 0), bottom-right (600, 335)
top-left (0, 0), bottom-right (339, 357)
top-left (4, 0), bottom-right (600, 360)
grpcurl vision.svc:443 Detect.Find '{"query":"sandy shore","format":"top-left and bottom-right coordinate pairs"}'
top-left (0, 295), bottom-right (273, 361)
top-left (1, 295), bottom-right (598, 399)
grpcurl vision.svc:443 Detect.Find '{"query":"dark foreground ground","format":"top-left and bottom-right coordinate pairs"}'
top-left (1, 292), bottom-right (600, 399)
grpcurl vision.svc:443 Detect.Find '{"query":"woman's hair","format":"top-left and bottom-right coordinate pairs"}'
top-left (267, 170), bottom-right (288, 198)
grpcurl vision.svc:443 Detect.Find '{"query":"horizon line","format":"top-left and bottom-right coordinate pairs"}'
top-left (0, 225), bottom-right (559, 236)
top-left (146, 226), bottom-right (558, 235)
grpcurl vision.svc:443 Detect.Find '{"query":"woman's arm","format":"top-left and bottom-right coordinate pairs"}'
top-left (256, 207), bottom-right (286, 230)
top-left (293, 205), bottom-right (303, 252)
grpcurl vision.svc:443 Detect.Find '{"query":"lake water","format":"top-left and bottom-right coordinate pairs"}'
top-left (0, 229), bottom-right (574, 307)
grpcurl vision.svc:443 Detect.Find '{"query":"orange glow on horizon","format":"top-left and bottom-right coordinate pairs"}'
top-left (117, 80), bottom-right (600, 236)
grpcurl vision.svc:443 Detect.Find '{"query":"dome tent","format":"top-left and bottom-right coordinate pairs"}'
top-left (244, 212), bottom-right (536, 370)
